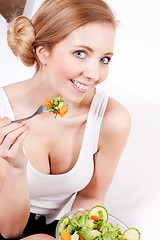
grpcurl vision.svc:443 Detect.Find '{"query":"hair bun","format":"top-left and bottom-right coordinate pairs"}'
top-left (7, 16), bottom-right (36, 67)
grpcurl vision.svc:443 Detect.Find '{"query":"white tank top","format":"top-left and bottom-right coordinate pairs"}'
top-left (0, 87), bottom-right (108, 224)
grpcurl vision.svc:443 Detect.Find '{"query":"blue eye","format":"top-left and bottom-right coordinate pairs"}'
top-left (100, 56), bottom-right (111, 64)
top-left (74, 51), bottom-right (86, 59)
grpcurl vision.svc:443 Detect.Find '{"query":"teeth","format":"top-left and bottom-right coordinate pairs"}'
top-left (72, 80), bottom-right (88, 90)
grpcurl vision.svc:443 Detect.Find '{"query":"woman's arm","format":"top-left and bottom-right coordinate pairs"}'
top-left (72, 98), bottom-right (131, 210)
top-left (0, 117), bottom-right (30, 239)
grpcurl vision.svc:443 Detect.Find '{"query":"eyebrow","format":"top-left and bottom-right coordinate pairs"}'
top-left (73, 45), bottom-right (113, 56)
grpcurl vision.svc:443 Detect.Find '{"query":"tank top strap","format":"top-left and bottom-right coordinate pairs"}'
top-left (86, 87), bottom-right (109, 153)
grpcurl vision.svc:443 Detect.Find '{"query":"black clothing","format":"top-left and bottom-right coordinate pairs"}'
top-left (0, 213), bottom-right (58, 239)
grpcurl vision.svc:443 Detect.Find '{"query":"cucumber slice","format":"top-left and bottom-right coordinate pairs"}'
top-left (88, 206), bottom-right (108, 222)
top-left (123, 228), bottom-right (140, 240)
top-left (88, 219), bottom-right (94, 228)
top-left (71, 232), bottom-right (79, 240)
top-left (59, 216), bottom-right (70, 235)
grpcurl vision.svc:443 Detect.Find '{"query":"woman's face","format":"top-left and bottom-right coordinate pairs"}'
top-left (45, 22), bottom-right (115, 103)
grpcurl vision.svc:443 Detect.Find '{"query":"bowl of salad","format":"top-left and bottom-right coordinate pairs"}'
top-left (55, 206), bottom-right (140, 240)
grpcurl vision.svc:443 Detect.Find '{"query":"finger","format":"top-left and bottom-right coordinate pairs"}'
top-left (2, 128), bottom-right (29, 168)
top-left (0, 125), bottom-right (29, 161)
top-left (0, 117), bottom-right (12, 144)
top-left (2, 124), bottom-right (28, 151)
top-left (8, 126), bottom-right (29, 156)
top-left (0, 121), bottom-right (24, 144)
top-left (0, 116), bottom-right (12, 128)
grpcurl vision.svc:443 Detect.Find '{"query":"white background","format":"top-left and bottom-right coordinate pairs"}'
top-left (101, 0), bottom-right (160, 104)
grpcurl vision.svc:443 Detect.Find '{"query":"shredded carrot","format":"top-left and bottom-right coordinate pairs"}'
top-left (59, 105), bottom-right (68, 117)
top-left (43, 98), bottom-right (53, 107)
top-left (61, 231), bottom-right (71, 240)
top-left (90, 215), bottom-right (100, 221)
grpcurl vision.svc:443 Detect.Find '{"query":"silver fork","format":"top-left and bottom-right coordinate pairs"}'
top-left (12, 105), bottom-right (47, 123)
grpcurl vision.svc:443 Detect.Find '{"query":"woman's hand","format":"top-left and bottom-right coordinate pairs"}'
top-left (0, 116), bottom-right (29, 169)
top-left (0, 117), bottom-right (30, 238)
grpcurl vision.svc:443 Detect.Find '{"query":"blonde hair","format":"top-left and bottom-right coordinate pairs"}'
top-left (7, 16), bottom-right (35, 67)
top-left (7, 0), bottom-right (116, 70)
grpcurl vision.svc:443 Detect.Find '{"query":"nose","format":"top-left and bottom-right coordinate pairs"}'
top-left (83, 60), bottom-right (100, 82)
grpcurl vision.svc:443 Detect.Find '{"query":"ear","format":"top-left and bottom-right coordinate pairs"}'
top-left (36, 46), bottom-right (50, 65)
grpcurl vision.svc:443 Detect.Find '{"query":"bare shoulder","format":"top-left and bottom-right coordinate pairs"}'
top-left (3, 81), bottom-right (26, 97)
top-left (99, 97), bottom-right (131, 144)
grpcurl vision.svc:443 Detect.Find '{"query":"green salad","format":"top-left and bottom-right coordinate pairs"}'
top-left (58, 206), bottom-right (140, 240)
top-left (43, 97), bottom-right (68, 118)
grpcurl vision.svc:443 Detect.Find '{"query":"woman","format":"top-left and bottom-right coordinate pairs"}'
top-left (0, 0), bottom-right (131, 239)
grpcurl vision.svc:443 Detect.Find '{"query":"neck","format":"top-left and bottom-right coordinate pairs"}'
top-left (25, 74), bottom-right (53, 104)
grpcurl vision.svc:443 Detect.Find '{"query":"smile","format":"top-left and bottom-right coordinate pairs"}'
top-left (70, 80), bottom-right (89, 91)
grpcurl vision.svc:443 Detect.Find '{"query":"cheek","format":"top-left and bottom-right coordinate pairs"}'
top-left (99, 67), bottom-right (109, 84)
top-left (104, 68), bottom-right (109, 79)
top-left (48, 56), bottom-right (78, 78)
top-left (60, 56), bottom-right (81, 77)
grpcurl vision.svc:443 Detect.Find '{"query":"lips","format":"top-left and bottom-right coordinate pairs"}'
top-left (70, 80), bottom-right (89, 91)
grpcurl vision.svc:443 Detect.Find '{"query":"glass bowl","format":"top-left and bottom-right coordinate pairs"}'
top-left (55, 209), bottom-right (128, 239)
